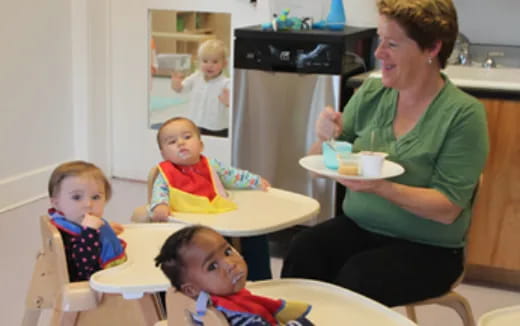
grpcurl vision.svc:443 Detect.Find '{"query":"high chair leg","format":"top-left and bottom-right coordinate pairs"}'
top-left (137, 294), bottom-right (163, 325)
top-left (436, 292), bottom-right (476, 326)
top-left (230, 237), bottom-right (242, 253)
top-left (50, 309), bottom-right (78, 326)
top-left (405, 305), bottom-right (418, 322)
top-left (21, 308), bottom-right (41, 326)
top-left (153, 292), bottom-right (167, 320)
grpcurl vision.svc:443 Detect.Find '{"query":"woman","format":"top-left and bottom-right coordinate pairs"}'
top-left (281, 0), bottom-right (489, 307)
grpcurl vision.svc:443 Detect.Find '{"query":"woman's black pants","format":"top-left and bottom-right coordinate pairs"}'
top-left (281, 216), bottom-right (464, 307)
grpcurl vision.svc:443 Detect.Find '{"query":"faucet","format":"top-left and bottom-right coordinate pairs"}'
top-left (456, 33), bottom-right (471, 65)
top-left (449, 33), bottom-right (471, 65)
top-left (482, 55), bottom-right (496, 69)
top-left (458, 46), bottom-right (471, 65)
top-left (482, 51), bottom-right (504, 69)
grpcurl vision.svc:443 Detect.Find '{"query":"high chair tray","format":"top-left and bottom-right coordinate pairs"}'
top-left (248, 279), bottom-right (417, 325)
top-left (479, 305), bottom-right (520, 326)
top-left (90, 224), bottom-right (185, 299)
top-left (167, 187), bottom-right (320, 237)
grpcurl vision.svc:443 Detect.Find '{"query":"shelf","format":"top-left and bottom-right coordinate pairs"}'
top-left (152, 31), bottom-right (216, 42)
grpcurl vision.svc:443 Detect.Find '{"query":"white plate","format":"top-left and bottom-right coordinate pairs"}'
top-left (299, 155), bottom-right (405, 180)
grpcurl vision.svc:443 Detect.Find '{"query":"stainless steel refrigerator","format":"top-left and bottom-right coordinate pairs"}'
top-left (232, 26), bottom-right (375, 225)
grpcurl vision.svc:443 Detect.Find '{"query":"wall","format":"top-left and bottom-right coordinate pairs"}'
top-left (0, 0), bottom-right (75, 212)
top-left (454, 0), bottom-right (520, 46)
top-left (343, 0), bottom-right (520, 46)
top-left (345, 0), bottom-right (520, 47)
top-left (86, 0), bottom-right (112, 171)
top-left (0, 0), bottom-right (76, 325)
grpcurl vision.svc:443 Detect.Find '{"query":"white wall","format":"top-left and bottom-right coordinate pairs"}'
top-left (344, 0), bottom-right (378, 27)
top-left (0, 0), bottom-right (112, 213)
top-left (0, 0), bottom-right (75, 212)
top-left (0, 1), bottom-right (111, 323)
top-left (454, 0), bottom-right (520, 46)
top-left (86, 0), bottom-right (112, 171)
top-left (343, 0), bottom-right (520, 46)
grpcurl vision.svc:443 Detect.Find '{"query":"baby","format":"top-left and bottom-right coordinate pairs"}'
top-left (155, 225), bottom-right (313, 325)
top-left (171, 39), bottom-right (230, 136)
top-left (150, 116), bottom-right (272, 281)
top-left (48, 161), bottom-right (127, 281)
top-left (150, 116), bottom-right (269, 222)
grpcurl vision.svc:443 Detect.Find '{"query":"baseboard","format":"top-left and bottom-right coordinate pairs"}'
top-left (0, 164), bottom-right (56, 213)
top-left (465, 264), bottom-right (520, 291)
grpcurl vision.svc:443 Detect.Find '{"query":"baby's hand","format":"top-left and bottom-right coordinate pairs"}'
top-left (259, 178), bottom-right (271, 191)
top-left (110, 222), bottom-right (124, 235)
top-left (218, 88), bottom-right (230, 107)
top-left (171, 72), bottom-right (185, 92)
top-left (81, 214), bottom-right (105, 230)
top-left (151, 204), bottom-right (170, 222)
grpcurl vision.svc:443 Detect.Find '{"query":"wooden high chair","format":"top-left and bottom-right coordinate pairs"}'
top-left (131, 166), bottom-right (160, 222)
top-left (22, 216), bottom-right (162, 326)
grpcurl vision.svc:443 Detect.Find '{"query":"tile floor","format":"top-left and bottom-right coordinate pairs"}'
top-left (5, 178), bottom-right (519, 325)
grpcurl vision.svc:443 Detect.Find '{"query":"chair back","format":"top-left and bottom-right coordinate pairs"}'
top-left (147, 166), bottom-right (160, 203)
top-left (42, 215), bottom-right (71, 286)
top-left (25, 216), bottom-right (70, 310)
top-left (165, 288), bottom-right (228, 326)
top-left (132, 166), bottom-right (160, 222)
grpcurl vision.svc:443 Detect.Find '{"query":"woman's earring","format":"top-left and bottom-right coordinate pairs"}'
top-left (428, 57), bottom-right (433, 65)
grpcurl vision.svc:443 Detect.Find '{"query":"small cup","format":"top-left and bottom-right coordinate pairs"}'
top-left (359, 151), bottom-right (388, 177)
top-left (337, 153), bottom-right (360, 176)
top-left (322, 141), bottom-right (352, 169)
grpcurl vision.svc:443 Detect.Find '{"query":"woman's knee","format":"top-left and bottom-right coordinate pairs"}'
top-left (334, 260), bottom-right (372, 292)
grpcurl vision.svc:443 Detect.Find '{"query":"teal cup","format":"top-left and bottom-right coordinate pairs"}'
top-left (322, 141), bottom-right (352, 169)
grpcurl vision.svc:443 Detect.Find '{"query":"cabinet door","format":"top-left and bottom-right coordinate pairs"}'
top-left (467, 99), bottom-right (520, 270)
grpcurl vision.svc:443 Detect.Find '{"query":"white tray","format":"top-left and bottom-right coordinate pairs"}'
top-left (248, 279), bottom-right (417, 325)
top-left (479, 305), bottom-right (520, 326)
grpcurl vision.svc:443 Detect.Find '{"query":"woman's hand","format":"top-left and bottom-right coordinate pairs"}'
top-left (335, 178), bottom-right (386, 193)
top-left (316, 106), bottom-right (342, 141)
top-left (151, 204), bottom-right (170, 222)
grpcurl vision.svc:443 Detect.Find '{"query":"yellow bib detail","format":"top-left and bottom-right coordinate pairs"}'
top-left (168, 187), bottom-right (237, 213)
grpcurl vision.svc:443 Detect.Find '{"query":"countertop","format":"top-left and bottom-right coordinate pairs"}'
top-left (347, 66), bottom-right (520, 100)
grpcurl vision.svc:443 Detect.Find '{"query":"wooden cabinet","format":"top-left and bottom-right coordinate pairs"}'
top-left (150, 10), bottom-right (231, 62)
top-left (466, 98), bottom-right (520, 287)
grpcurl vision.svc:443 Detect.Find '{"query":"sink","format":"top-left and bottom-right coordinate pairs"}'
top-left (442, 65), bottom-right (520, 91)
top-left (368, 66), bottom-right (520, 92)
top-left (449, 61), bottom-right (510, 69)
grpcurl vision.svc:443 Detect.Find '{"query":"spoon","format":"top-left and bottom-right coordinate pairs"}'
top-left (326, 137), bottom-right (337, 151)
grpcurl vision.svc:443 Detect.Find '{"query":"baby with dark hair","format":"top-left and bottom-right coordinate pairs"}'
top-left (155, 225), bottom-right (314, 325)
